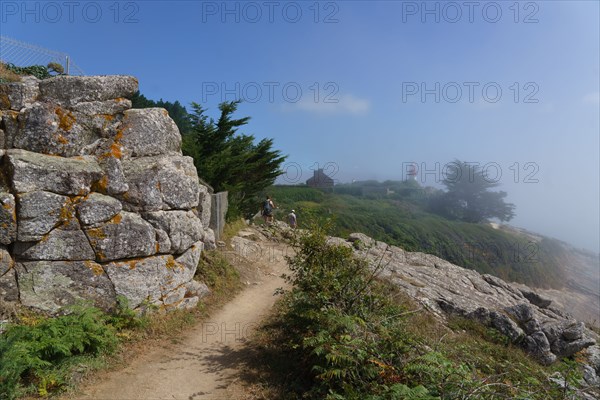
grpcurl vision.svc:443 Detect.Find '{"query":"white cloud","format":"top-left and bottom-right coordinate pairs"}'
top-left (282, 94), bottom-right (370, 115)
top-left (582, 92), bottom-right (600, 105)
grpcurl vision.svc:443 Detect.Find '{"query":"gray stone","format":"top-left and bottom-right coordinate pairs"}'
top-left (160, 255), bottom-right (196, 293)
top-left (489, 311), bottom-right (525, 342)
top-left (162, 286), bottom-right (187, 305)
top-left (203, 228), bottom-right (216, 250)
top-left (520, 288), bottom-right (552, 308)
top-left (184, 280), bottom-right (210, 299)
top-left (103, 256), bottom-right (165, 309)
top-left (506, 303), bottom-right (535, 323)
top-left (16, 260), bottom-right (115, 312)
top-left (7, 149), bottom-right (103, 195)
top-left (96, 156), bottom-right (129, 195)
top-left (175, 241), bottom-right (203, 272)
top-left (0, 128), bottom-right (4, 148)
top-left (119, 108), bottom-right (181, 157)
top-left (155, 228), bottom-right (171, 254)
top-left (0, 192), bottom-right (16, 244)
top-left (175, 297), bottom-right (200, 310)
top-left (0, 246), bottom-right (17, 301)
top-left (198, 184), bottom-right (212, 227)
top-left (39, 75), bottom-right (138, 107)
top-left (522, 331), bottom-right (556, 365)
top-left (144, 211), bottom-right (203, 254)
top-left (76, 192), bottom-right (122, 226)
top-left (14, 228), bottom-right (95, 261)
top-left (70, 98), bottom-right (132, 116)
top-left (582, 364), bottom-right (599, 386)
top-left (17, 191), bottom-right (69, 241)
top-left (587, 345), bottom-right (600, 375)
top-left (0, 76), bottom-right (40, 111)
top-left (119, 155), bottom-right (199, 212)
top-left (85, 212), bottom-right (156, 262)
top-left (1, 110), bottom-right (19, 148)
top-left (348, 232), bottom-right (376, 248)
top-left (12, 102), bottom-right (99, 157)
top-left (562, 322), bottom-right (585, 341)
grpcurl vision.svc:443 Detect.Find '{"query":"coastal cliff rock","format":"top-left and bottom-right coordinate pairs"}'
top-left (0, 75), bottom-right (211, 314)
top-left (343, 233), bottom-right (598, 367)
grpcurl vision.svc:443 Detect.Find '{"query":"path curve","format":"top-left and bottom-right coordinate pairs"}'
top-left (73, 236), bottom-right (289, 400)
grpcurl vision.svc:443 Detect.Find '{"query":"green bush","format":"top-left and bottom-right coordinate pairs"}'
top-left (0, 305), bottom-right (117, 400)
top-left (1, 63), bottom-right (51, 80)
top-left (271, 222), bottom-right (591, 399)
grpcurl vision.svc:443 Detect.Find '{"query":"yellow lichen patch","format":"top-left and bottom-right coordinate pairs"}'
top-left (55, 107), bottom-right (76, 132)
top-left (102, 114), bottom-right (115, 122)
top-left (109, 213), bottom-right (123, 224)
top-left (109, 142), bottom-right (123, 159)
top-left (86, 227), bottom-right (107, 241)
top-left (165, 256), bottom-right (179, 270)
top-left (127, 259), bottom-right (139, 270)
top-left (93, 175), bottom-right (110, 193)
top-left (57, 134), bottom-right (69, 145)
top-left (84, 260), bottom-right (104, 276)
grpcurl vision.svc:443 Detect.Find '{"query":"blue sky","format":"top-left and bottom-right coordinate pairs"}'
top-left (2, 1), bottom-right (599, 252)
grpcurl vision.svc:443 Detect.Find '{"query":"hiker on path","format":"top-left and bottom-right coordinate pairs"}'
top-left (288, 209), bottom-right (297, 229)
top-left (262, 196), bottom-right (276, 224)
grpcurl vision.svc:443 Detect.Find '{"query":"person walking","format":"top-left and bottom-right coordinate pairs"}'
top-left (288, 209), bottom-right (297, 229)
top-left (262, 196), bottom-right (276, 225)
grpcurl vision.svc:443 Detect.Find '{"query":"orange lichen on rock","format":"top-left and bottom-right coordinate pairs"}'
top-left (93, 176), bottom-right (110, 193)
top-left (57, 134), bottom-right (69, 145)
top-left (55, 107), bottom-right (76, 131)
top-left (165, 256), bottom-right (180, 270)
top-left (84, 260), bottom-right (105, 276)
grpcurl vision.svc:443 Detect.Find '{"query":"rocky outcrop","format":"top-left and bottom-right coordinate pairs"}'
top-left (330, 231), bottom-right (598, 369)
top-left (0, 75), bottom-right (212, 314)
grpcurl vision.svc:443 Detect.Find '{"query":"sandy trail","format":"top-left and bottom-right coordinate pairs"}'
top-left (72, 237), bottom-right (289, 400)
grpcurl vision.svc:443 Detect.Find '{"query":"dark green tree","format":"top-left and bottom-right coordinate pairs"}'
top-left (429, 160), bottom-right (515, 223)
top-left (183, 100), bottom-right (287, 219)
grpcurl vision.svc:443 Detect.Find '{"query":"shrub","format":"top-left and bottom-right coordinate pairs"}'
top-left (0, 305), bottom-right (117, 400)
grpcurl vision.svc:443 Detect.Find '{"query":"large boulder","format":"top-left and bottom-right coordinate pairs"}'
top-left (16, 260), bottom-right (116, 312)
top-left (0, 76), bottom-right (40, 111)
top-left (14, 228), bottom-right (94, 261)
top-left (76, 192), bottom-right (122, 226)
top-left (84, 212), bottom-right (156, 262)
top-left (11, 102), bottom-right (99, 157)
top-left (119, 155), bottom-right (200, 212)
top-left (119, 108), bottom-right (182, 157)
top-left (38, 75), bottom-right (138, 107)
top-left (143, 211), bottom-right (203, 254)
top-left (16, 191), bottom-right (69, 241)
top-left (7, 149), bottom-right (103, 195)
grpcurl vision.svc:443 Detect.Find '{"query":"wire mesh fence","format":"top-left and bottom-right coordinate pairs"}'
top-left (0, 35), bottom-right (85, 75)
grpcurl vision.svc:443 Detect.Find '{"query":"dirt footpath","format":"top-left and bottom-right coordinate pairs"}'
top-left (71, 232), bottom-right (290, 400)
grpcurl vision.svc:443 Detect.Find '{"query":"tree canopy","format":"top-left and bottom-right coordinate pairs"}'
top-left (183, 100), bottom-right (286, 219)
top-left (428, 160), bottom-right (515, 223)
